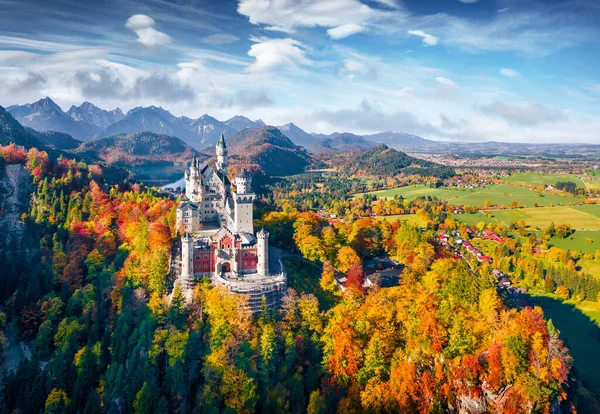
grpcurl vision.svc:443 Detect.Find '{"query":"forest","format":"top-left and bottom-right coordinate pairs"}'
top-left (0, 144), bottom-right (581, 413)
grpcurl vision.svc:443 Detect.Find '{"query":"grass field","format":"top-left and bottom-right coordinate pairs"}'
top-left (375, 214), bottom-right (427, 227)
top-left (357, 183), bottom-right (583, 208)
top-left (547, 232), bottom-right (600, 255)
top-left (452, 205), bottom-right (600, 230)
top-left (578, 259), bottom-right (600, 276)
top-left (500, 172), bottom-right (586, 188)
top-left (525, 294), bottom-right (600, 393)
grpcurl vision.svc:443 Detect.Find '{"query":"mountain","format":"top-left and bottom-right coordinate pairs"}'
top-left (224, 115), bottom-right (262, 131)
top-left (28, 129), bottom-right (81, 150)
top-left (75, 131), bottom-right (197, 166)
top-left (349, 144), bottom-right (455, 178)
top-left (363, 131), bottom-right (434, 148)
top-left (67, 101), bottom-right (124, 128)
top-left (255, 119), bottom-right (266, 127)
top-left (226, 126), bottom-right (311, 176)
top-left (188, 115), bottom-right (236, 147)
top-left (7, 97), bottom-right (101, 140)
top-left (0, 105), bottom-right (43, 148)
top-left (102, 106), bottom-right (200, 147)
top-left (309, 132), bottom-right (375, 154)
top-left (277, 123), bottom-right (320, 148)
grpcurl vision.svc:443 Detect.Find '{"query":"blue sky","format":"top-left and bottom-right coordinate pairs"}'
top-left (0, 0), bottom-right (598, 143)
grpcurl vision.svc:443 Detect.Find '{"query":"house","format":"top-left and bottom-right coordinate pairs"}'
top-left (477, 255), bottom-right (493, 264)
top-left (363, 257), bottom-right (403, 288)
top-left (497, 276), bottom-right (512, 288)
top-left (482, 229), bottom-right (503, 243)
top-left (491, 269), bottom-right (503, 278)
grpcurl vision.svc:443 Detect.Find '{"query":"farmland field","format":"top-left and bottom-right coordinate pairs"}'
top-left (500, 172), bottom-right (586, 188)
top-left (452, 205), bottom-right (600, 230)
top-left (374, 214), bottom-right (427, 227)
top-left (578, 259), bottom-right (600, 277)
top-left (356, 183), bottom-right (583, 207)
top-left (547, 231), bottom-right (600, 255)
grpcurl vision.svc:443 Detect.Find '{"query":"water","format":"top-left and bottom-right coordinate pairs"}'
top-left (128, 164), bottom-right (186, 189)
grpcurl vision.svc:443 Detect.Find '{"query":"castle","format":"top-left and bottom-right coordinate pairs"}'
top-left (175, 133), bottom-right (286, 312)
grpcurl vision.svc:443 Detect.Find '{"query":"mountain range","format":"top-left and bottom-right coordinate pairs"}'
top-left (6, 97), bottom-right (440, 153)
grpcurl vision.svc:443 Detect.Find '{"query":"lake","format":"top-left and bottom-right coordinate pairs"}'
top-left (128, 164), bottom-right (186, 189)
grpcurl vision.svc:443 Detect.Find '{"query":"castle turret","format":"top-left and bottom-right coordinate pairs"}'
top-left (257, 228), bottom-right (269, 276)
top-left (185, 155), bottom-right (203, 203)
top-left (234, 168), bottom-right (251, 194)
top-left (216, 132), bottom-right (228, 174)
top-left (181, 232), bottom-right (194, 286)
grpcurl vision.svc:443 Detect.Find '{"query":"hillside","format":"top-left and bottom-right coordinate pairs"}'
top-left (349, 144), bottom-right (455, 178)
top-left (28, 129), bottom-right (81, 150)
top-left (226, 126), bottom-right (312, 176)
top-left (0, 105), bottom-right (43, 148)
top-left (75, 131), bottom-right (198, 166)
top-left (309, 132), bottom-right (375, 153)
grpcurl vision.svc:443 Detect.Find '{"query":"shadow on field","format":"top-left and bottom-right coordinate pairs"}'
top-left (525, 294), bottom-right (600, 396)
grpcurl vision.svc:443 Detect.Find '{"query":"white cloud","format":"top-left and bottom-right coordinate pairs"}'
top-left (247, 37), bottom-right (312, 72)
top-left (0, 35), bottom-right (81, 52)
top-left (344, 59), bottom-right (364, 72)
top-left (499, 68), bottom-right (519, 78)
top-left (327, 23), bottom-right (365, 40)
top-left (416, 10), bottom-right (598, 57)
top-left (436, 77), bottom-right (457, 88)
top-left (394, 87), bottom-right (414, 97)
top-left (125, 14), bottom-right (171, 47)
top-left (407, 30), bottom-right (438, 46)
top-left (458, 0), bottom-right (480, 3)
top-left (479, 100), bottom-right (568, 126)
top-left (372, 0), bottom-right (401, 8)
top-left (201, 33), bottom-right (240, 45)
top-left (497, 8), bottom-right (509, 13)
top-left (237, 0), bottom-right (384, 35)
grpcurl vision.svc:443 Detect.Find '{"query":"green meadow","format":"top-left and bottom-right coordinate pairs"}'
top-left (500, 172), bottom-right (586, 188)
top-left (453, 205), bottom-right (600, 230)
top-left (357, 183), bottom-right (583, 207)
top-left (374, 214), bottom-right (427, 227)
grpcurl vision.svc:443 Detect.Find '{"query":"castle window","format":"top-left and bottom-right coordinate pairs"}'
top-left (204, 255), bottom-right (208, 260)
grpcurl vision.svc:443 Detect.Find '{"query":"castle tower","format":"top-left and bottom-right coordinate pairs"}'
top-left (181, 232), bottom-right (194, 287)
top-left (235, 168), bottom-right (250, 194)
top-left (216, 132), bottom-right (228, 174)
top-left (233, 169), bottom-right (255, 234)
top-left (257, 229), bottom-right (269, 276)
top-left (185, 155), bottom-right (203, 203)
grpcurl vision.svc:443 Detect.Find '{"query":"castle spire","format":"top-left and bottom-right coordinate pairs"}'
top-left (217, 131), bottom-right (227, 150)
top-left (216, 131), bottom-right (228, 173)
